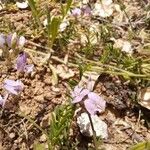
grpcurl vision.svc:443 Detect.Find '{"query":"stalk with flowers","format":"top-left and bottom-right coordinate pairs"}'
top-left (71, 77), bottom-right (106, 149)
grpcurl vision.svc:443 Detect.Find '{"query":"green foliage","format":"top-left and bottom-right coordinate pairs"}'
top-left (128, 141), bottom-right (150, 150)
top-left (61, 0), bottom-right (73, 18)
top-left (46, 6), bottom-right (61, 48)
top-left (49, 104), bottom-right (74, 148)
top-left (27, 0), bottom-right (42, 28)
top-left (20, 103), bottom-right (74, 149)
top-left (33, 142), bottom-right (45, 150)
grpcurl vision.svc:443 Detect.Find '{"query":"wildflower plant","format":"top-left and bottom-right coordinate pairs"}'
top-left (71, 78), bottom-right (106, 149)
top-left (4, 79), bottom-right (24, 95)
top-left (0, 32), bottom-right (26, 68)
top-left (16, 52), bottom-right (34, 73)
top-left (71, 85), bottom-right (106, 115)
top-left (0, 79), bottom-right (24, 107)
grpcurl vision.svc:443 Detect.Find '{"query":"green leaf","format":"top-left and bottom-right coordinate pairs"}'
top-left (47, 17), bottom-right (61, 47)
top-left (33, 143), bottom-right (45, 150)
top-left (27, 0), bottom-right (41, 28)
top-left (51, 17), bottom-right (61, 44)
top-left (65, 0), bottom-right (73, 15)
top-left (129, 141), bottom-right (150, 150)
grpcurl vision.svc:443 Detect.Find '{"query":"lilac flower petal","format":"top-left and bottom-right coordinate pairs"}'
top-left (6, 33), bottom-right (17, 48)
top-left (16, 52), bottom-right (27, 72)
top-left (6, 34), bottom-right (12, 48)
top-left (71, 86), bottom-right (82, 98)
top-left (72, 8), bottom-right (82, 16)
top-left (84, 98), bottom-right (96, 115)
top-left (74, 86), bottom-right (82, 93)
top-left (24, 64), bottom-right (34, 73)
top-left (72, 86), bottom-right (89, 103)
top-left (4, 84), bottom-right (19, 95)
top-left (82, 6), bottom-right (91, 15)
top-left (0, 34), bottom-right (6, 48)
top-left (4, 79), bottom-right (19, 86)
top-left (84, 92), bottom-right (106, 115)
top-left (88, 92), bottom-right (106, 110)
top-left (4, 79), bottom-right (24, 95)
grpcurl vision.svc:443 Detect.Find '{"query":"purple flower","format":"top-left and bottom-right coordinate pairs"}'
top-left (16, 52), bottom-right (34, 73)
top-left (72, 8), bottom-right (82, 17)
top-left (84, 92), bottom-right (106, 115)
top-left (0, 32), bottom-right (26, 49)
top-left (0, 34), bottom-right (6, 48)
top-left (0, 94), bottom-right (9, 107)
top-left (71, 86), bottom-right (106, 115)
top-left (4, 79), bottom-right (24, 95)
top-left (16, 52), bottom-right (27, 72)
top-left (71, 86), bottom-right (90, 103)
top-left (6, 32), bottom-right (17, 48)
top-left (82, 6), bottom-right (91, 16)
top-left (24, 64), bottom-right (34, 73)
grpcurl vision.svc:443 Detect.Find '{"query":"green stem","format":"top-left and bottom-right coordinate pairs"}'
top-left (75, 53), bottom-right (150, 79)
top-left (87, 112), bottom-right (99, 150)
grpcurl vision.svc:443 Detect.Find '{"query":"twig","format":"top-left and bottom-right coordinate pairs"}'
top-left (26, 40), bottom-right (54, 53)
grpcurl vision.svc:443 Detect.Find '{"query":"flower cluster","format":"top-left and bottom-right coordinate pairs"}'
top-left (0, 32), bottom-right (25, 50)
top-left (71, 6), bottom-right (91, 17)
top-left (16, 52), bottom-right (34, 73)
top-left (0, 79), bottom-right (24, 107)
top-left (71, 85), bottom-right (106, 115)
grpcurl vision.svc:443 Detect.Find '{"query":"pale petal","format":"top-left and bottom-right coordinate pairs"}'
top-left (4, 79), bottom-right (24, 95)
top-left (24, 64), bottom-right (34, 73)
top-left (11, 32), bottom-right (17, 48)
top-left (84, 98), bottom-right (96, 115)
top-left (16, 52), bottom-right (27, 72)
top-left (0, 34), bottom-right (6, 48)
top-left (6, 34), bottom-right (12, 48)
top-left (4, 84), bottom-right (18, 95)
top-left (18, 36), bottom-right (26, 49)
top-left (72, 8), bottom-right (82, 16)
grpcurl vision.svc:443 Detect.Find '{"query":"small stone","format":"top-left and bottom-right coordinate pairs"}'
top-left (20, 105), bottom-right (31, 115)
top-left (77, 112), bottom-right (108, 139)
top-left (16, 1), bottom-right (28, 9)
top-left (34, 95), bottom-right (44, 102)
top-left (39, 134), bottom-right (47, 142)
top-left (44, 77), bottom-right (52, 85)
top-left (40, 113), bottom-right (51, 128)
top-left (44, 92), bottom-right (52, 100)
top-left (9, 133), bottom-right (15, 139)
top-left (51, 86), bottom-right (60, 92)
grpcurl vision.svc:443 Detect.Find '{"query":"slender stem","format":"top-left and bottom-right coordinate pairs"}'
top-left (18, 112), bottom-right (52, 150)
top-left (87, 112), bottom-right (98, 150)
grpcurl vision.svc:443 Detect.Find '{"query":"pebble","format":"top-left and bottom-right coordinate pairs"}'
top-left (77, 112), bottom-right (108, 139)
top-left (9, 133), bottom-right (15, 139)
top-left (39, 134), bottom-right (47, 142)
